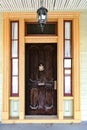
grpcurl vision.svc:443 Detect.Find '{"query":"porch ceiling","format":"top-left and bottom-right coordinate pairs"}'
top-left (0, 0), bottom-right (87, 12)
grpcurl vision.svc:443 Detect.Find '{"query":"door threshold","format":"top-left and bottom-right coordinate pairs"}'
top-left (25, 115), bottom-right (57, 119)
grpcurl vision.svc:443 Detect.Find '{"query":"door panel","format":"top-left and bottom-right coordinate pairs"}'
top-left (25, 43), bottom-right (57, 115)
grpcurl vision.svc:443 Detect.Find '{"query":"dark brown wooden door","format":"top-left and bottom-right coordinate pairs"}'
top-left (25, 43), bottom-right (57, 115)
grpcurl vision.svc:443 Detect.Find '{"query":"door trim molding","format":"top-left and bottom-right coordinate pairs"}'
top-left (2, 12), bottom-right (80, 123)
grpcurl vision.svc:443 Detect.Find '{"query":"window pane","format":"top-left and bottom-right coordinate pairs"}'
top-left (12, 77), bottom-right (18, 94)
top-left (10, 100), bottom-right (19, 117)
top-left (12, 59), bottom-right (18, 75)
top-left (65, 22), bottom-right (71, 39)
top-left (65, 40), bottom-right (71, 57)
top-left (64, 59), bottom-right (71, 68)
top-left (12, 41), bottom-right (18, 57)
top-left (63, 100), bottom-right (73, 117)
top-left (25, 22), bottom-right (57, 35)
top-left (12, 22), bottom-right (18, 39)
top-left (65, 69), bottom-right (71, 75)
top-left (65, 76), bottom-right (71, 94)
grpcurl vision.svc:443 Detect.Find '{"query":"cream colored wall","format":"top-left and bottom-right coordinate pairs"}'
top-left (80, 12), bottom-right (87, 121)
top-left (0, 13), bottom-right (2, 122)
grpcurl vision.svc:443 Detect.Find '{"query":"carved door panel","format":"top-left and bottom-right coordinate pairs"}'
top-left (25, 43), bottom-right (57, 115)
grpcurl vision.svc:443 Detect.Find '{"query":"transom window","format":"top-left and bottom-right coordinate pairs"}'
top-left (25, 22), bottom-right (57, 35)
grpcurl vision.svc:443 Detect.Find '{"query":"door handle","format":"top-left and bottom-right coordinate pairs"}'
top-left (54, 81), bottom-right (57, 90)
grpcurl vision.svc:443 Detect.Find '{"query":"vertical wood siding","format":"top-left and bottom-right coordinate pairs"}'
top-left (80, 12), bottom-right (87, 121)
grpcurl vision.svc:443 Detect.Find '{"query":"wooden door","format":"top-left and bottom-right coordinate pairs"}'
top-left (25, 43), bottom-right (57, 115)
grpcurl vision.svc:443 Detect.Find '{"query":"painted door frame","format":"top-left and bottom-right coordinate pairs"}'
top-left (2, 12), bottom-right (80, 123)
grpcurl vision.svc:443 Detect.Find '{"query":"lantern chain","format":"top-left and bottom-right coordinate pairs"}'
top-left (40, 0), bottom-right (43, 6)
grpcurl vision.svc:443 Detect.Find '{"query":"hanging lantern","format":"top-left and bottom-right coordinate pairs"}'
top-left (37, 6), bottom-right (48, 32)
